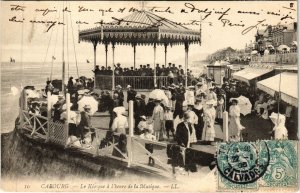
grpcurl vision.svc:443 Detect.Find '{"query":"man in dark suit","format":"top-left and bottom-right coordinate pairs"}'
top-left (78, 105), bottom-right (92, 142)
top-left (133, 94), bottom-right (146, 134)
top-left (127, 85), bottom-right (137, 103)
top-left (114, 85), bottom-right (124, 106)
top-left (176, 112), bottom-right (192, 148)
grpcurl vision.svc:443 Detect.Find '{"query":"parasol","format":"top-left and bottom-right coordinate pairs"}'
top-left (251, 50), bottom-right (258, 55)
top-left (48, 95), bottom-right (58, 108)
top-left (277, 45), bottom-right (290, 52)
top-left (25, 89), bottom-right (40, 98)
top-left (10, 86), bottom-right (19, 96)
top-left (78, 96), bottom-right (98, 115)
top-left (113, 106), bottom-right (126, 115)
top-left (235, 95), bottom-right (252, 116)
top-left (149, 89), bottom-right (169, 105)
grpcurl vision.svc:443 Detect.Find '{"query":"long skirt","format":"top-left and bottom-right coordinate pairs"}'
top-left (190, 125), bottom-right (197, 143)
top-left (153, 119), bottom-right (164, 141)
top-left (228, 116), bottom-right (244, 138)
top-left (201, 121), bottom-right (215, 142)
top-left (194, 120), bottom-right (204, 140)
top-left (216, 105), bottom-right (223, 119)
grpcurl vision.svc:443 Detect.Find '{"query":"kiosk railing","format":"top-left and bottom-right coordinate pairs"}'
top-left (95, 75), bottom-right (177, 90)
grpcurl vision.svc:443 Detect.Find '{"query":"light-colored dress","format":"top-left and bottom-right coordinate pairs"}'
top-left (185, 90), bottom-right (195, 106)
top-left (152, 105), bottom-right (164, 140)
top-left (228, 105), bottom-right (245, 138)
top-left (202, 107), bottom-right (216, 141)
top-left (187, 110), bottom-right (198, 143)
top-left (206, 91), bottom-right (217, 106)
top-left (270, 113), bottom-right (288, 139)
top-left (164, 90), bottom-right (173, 108)
top-left (112, 115), bottom-right (128, 134)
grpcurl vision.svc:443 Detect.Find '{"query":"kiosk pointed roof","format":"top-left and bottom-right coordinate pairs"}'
top-left (79, 10), bottom-right (200, 45)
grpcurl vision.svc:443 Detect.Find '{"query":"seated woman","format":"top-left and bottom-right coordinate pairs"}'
top-left (111, 107), bottom-right (128, 135)
top-left (60, 104), bottom-right (79, 137)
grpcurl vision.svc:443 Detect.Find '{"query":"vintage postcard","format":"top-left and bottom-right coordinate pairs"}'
top-left (1, 0), bottom-right (299, 192)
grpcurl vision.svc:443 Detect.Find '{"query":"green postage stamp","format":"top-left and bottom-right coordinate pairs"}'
top-left (216, 140), bottom-right (298, 191)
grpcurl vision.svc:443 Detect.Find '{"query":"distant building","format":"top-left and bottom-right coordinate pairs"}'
top-left (254, 22), bottom-right (297, 50)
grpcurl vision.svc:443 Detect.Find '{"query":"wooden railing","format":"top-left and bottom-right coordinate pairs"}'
top-left (251, 52), bottom-right (297, 64)
top-left (21, 111), bottom-right (49, 140)
top-left (95, 75), bottom-right (179, 90)
top-left (18, 91), bottom-right (225, 178)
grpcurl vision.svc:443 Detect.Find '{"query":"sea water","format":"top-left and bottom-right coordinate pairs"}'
top-left (1, 62), bottom-right (93, 133)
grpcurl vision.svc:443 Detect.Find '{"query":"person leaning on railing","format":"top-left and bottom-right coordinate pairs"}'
top-left (78, 104), bottom-right (93, 145)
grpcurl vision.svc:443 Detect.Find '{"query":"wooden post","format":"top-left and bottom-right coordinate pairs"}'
top-left (153, 43), bottom-right (157, 87)
top-left (93, 41), bottom-right (97, 90)
top-left (223, 111), bottom-right (229, 142)
top-left (184, 42), bottom-right (189, 88)
top-left (164, 43), bottom-right (167, 67)
top-left (127, 100), bottom-right (134, 167)
top-left (46, 91), bottom-right (51, 142)
top-left (112, 42), bottom-right (115, 91)
top-left (133, 43), bottom-right (136, 69)
top-left (105, 43), bottom-right (108, 68)
top-left (65, 93), bottom-right (70, 147)
top-left (19, 90), bottom-right (25, 129)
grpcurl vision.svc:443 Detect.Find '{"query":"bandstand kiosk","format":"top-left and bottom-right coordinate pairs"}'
top-left (78, 10), bottom-right (201, 90)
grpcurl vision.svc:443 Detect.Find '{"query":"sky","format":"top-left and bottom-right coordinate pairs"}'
top-left (0, 1), bottom-right (297, 67)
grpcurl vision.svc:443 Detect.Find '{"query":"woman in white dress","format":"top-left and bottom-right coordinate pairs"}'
top-left (269, 112), bottom-right (288, 139)
top-left (228, 99), bottom-right (245, 141)
top-left (206, 87), bottom-right (217, 106)
top-left (202, 100), bottom-right (216, 144)
top-left (185, 86), bottom-right (195, 106)
top-left (186, 104), bottom-right (198, 143)
top-left (152, 99), bottom-right (164, 141)
top-left (111, 107), bottom-right (128, 135)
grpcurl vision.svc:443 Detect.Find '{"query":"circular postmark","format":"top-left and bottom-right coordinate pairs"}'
top-left (216, 141), bottom-right (270, 184)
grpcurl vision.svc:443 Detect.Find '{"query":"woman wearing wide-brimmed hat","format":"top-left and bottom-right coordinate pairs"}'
top-left (193, 97), bottom-right (204, 140)
top-left (201, 100), bottom-right (216, 144)
top-left (186, 104), bottom-right (198, 143)
top-left (228, 98), bottom-right (245, 141)
top-left (152, 98), bottom-right (164, 141)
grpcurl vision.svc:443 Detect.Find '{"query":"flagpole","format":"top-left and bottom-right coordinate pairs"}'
top-left (50, 56), bottom-right (55, 81)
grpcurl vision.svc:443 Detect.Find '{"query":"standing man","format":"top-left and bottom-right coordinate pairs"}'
top-left (176, 112), bottom-right (192, 148)
top-left (133, 94), bottom-right (146, 134)
top-left (127, 85), bottom-right (137, 103)
top-left (78, 105), bottom-right (92, 143)
top-left (108, 93), bottom-right (120, 129)
top-left (114, 85), bottom-right (124, 106)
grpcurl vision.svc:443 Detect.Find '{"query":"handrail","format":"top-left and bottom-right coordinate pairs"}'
top-left (131, 136), bottom-right (168, 147)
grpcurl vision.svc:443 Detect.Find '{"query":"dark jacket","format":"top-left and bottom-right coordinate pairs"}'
top-left (78, 111), bottom-right (91, 130)
top-left (176, 122), bottom-right (192, 147)
top-left (133, 99), bottom-right (146, 118)
top-left (127, 89), bottom-right (137, 103)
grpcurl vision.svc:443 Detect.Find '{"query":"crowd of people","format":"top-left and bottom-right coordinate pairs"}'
top-left (93, 63), bottom-right (197, 89)
top-left (22, 70), bottom-right (297, 167)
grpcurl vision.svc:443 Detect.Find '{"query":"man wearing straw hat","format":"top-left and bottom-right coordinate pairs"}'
top-left (78, 104), bottom-right (92, 143)
top-left (114, 85), bottom-right (124, 106)
top-left (126, 85), bottom-right (136, 103)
